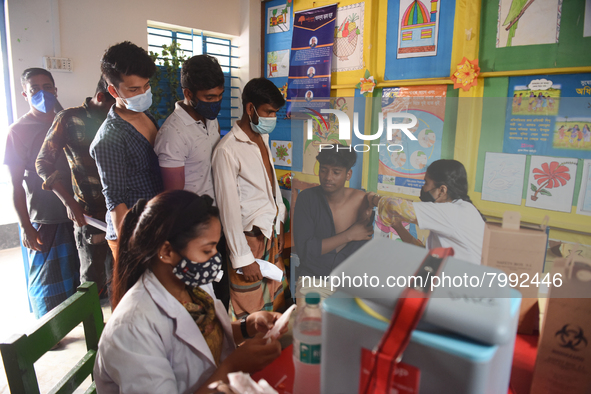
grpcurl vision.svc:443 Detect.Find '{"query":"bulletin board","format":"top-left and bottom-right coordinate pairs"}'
top-left (266, 0), bottom-right (591, 243)
top-left (479, 0), bottom-right (591, 72)
top-left (265, 0), bottom-right (295, 170)
top-left (473, 77), bottom-right (590, 234)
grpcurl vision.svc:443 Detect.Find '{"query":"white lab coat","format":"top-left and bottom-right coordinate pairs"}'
top-left (93, 270), bottom-right (236, 394)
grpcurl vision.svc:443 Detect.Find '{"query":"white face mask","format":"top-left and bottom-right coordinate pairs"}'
top-left (117, 87), bottom-right (153, 112)
top-left (249, 106), bottom-right (277, 134)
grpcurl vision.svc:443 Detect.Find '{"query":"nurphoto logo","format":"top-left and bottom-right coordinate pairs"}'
top-left (304, 108), bottom-right (418, 152)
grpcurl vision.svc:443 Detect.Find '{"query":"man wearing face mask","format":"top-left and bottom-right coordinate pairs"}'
top-left (4, 68), bottom-right (80, 319)
top-left (155, 55), bottom-right (224, 201)
top-left (212, 78), bottom-right (287, 319)
top-left (155, 55), bottom-right (229, 307)
top-left (90, 42), bottom-right (163, 261)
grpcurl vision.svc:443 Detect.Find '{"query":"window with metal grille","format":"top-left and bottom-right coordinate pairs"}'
top-left (147, 26), bottom-right (239, 133)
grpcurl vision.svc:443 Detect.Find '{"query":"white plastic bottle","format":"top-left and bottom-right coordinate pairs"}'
top-left (293, 292), bottom-right (322, 394)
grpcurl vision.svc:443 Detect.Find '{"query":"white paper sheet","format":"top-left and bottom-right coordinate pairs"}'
top-left (83, 215), bottom-right (107, 232)
top-left (237, 259), bottom-right (284, 282)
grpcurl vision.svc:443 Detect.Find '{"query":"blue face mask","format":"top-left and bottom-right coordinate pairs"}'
top-left (118, 87), bottom-right (152, 113)
top-left (172, 252), bottom-right (222, 287)
top-left (249, 106), bottom-right (277, 134)
top-left (192, 99), bottom-right (222, 120)
top-left (30, 90), bottom-right (56, 113)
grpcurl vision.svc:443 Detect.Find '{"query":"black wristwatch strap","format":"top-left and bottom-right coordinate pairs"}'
top-left (240, 315), bottom-right (251, 339)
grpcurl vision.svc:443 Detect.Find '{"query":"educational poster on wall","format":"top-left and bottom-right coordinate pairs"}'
top-left (286, 4), bottom-right (337, 116)
top-left (396, 0), bottom-right (440, 59)
top-left (302, 97), bottom-right (353, 175)
top-left (503, 73), bottom-right (591, 159)
top-left (271, 140), bottom-right (293, 167)
top-left (267, 50), bottom-right (290, 78)
top-left (377, 86), bottom-right (446, 196)
top-left (496, 0), bottom-right (562, 48)
top-left (481, 152), bottom-right (527, 205)
top-left (525, 155), bottom-right (577, 213)
top-left (577, 159), bottom-right (591, 216)
top-left (267, 4), bottom-right (291, 34)
top-left (332, 2), bottom-right (364, 72)
top-left (384, 0), bottom-right (454, 80)
top-left (585, 0), bottom-right (591, 37)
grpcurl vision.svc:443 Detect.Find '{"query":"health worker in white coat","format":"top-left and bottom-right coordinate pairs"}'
top-left (94, 190), bottom-right (284, 394)
top-left (368, 159), bottom-right (486, 265)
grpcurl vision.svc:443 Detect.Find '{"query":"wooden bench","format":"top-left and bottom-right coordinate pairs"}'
top-left (1, 282), bottom-right (104, 394)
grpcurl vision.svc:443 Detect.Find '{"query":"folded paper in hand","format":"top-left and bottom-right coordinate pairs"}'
top-left (237, 259), bottom-right (283, 282)
top-left (83, 215), bottom-right (107, 232)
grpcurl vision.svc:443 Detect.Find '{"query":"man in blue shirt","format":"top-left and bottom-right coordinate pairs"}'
top-left (90, 41), bottom-right (163, 259)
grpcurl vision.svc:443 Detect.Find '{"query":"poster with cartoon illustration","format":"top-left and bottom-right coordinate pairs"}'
top-left (271, 140), bottom-right (293, 167)
top-left (267, 4), bottom-right (291, 34)
top-left (377, 85), bottom-right (446, 196)
top-left (397, 0), bottom-right (440, 59)
top-left (503, 73), bottom-right (591, 159)
top-left (525, 156), bottom-right (577, 212)
top-left (482, 152), bottom-right (527, 205)
top-left (496, 0), bottom-right (561, 48)
top-left (332, 2), bottom-right (364, 72)
top-left (267, 50), bottom-right (290, 78)
top-left (577, 159), bottom-right (591, 216)
top-left (302, 97), bottom-right (353, 175)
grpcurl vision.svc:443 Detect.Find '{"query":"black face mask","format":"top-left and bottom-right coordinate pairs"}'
top-left (419, 187), bottom-right (437, 202)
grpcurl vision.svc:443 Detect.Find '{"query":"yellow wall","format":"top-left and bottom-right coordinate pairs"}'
top-left (289, 0), bottom-right (591, 245)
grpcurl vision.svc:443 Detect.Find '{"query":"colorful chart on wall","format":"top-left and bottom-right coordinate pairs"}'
top-left (577, 159), bottom-right (591, 216)
top-left (397, 0), bottom-right (440, 58)
top-left (302, 97), bottom-right (353, 175)
top-left (268, 4), bottom-right (292, 34)
top-left (271, 140), bottom-right (293, 167)
top-left (496, 0), bottom-right (562, 48)
top-left (332, 2), bottom-right (364, 72)
top-left (481, 152), bottom-right (527, 205)
top-left (267, 50), bottom-right (290, 78)
top-left (503, 73), bottom-right (591, 159)
top-left (377, 85), bottom-right (446, 196)
top-left (384, 0), bottom-right (454, 79)
top-left (525, 155), bottom-right (577, 213)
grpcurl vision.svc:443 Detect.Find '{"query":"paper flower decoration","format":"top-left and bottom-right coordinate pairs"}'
top-left (451, 57), bottom-right (480, 91)
top-left (279, 172), bottom-right (292, 189)
top-left (356, 69), bottom-right (376, 96)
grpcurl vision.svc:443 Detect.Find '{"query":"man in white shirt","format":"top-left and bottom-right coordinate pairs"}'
top-left (155, 55), bottom-right (224, 201)
top-left (155, 54), bottom-right (229, 307)
top-left (212, 78), bottom-right (287, 319)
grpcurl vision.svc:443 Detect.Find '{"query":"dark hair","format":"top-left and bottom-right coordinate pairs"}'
top-left (94, 75), bottom-right (114, 99)
top-left (100, 41), bottom-right (156, 87)
top-left (181, 55), bottom-right (225, 94)
top-left (242, 78), bottom-right (285, 113)
top-left (111, 190), bottom-right (219, 308)
top-left (426, 159), bottom-right (485, 220)
top-left (21, 68), bottom-right (55, 88)
top-left (316, 144), bottom-right (357, 171)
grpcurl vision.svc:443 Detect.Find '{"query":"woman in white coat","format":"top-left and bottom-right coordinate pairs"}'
top-left (94, 191), bottom-right (284, 394)
top-left (368, 159), bottom-right (486, 265)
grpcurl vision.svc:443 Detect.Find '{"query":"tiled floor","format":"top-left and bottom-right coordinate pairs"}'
top-left (0, 247), bottom-right (112, 394)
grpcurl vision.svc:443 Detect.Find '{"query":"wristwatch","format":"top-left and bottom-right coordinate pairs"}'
top-left (240, 315), bottom-right (251, 339)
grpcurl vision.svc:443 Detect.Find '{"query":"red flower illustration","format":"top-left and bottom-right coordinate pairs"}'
top-left (533, 161), bottom-right (570, 188)
top-left (530, 161), bottom-right (571, 201)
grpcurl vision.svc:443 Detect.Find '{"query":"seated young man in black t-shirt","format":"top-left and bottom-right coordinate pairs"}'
top-left (292, 145), bottom-right (373, 303)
